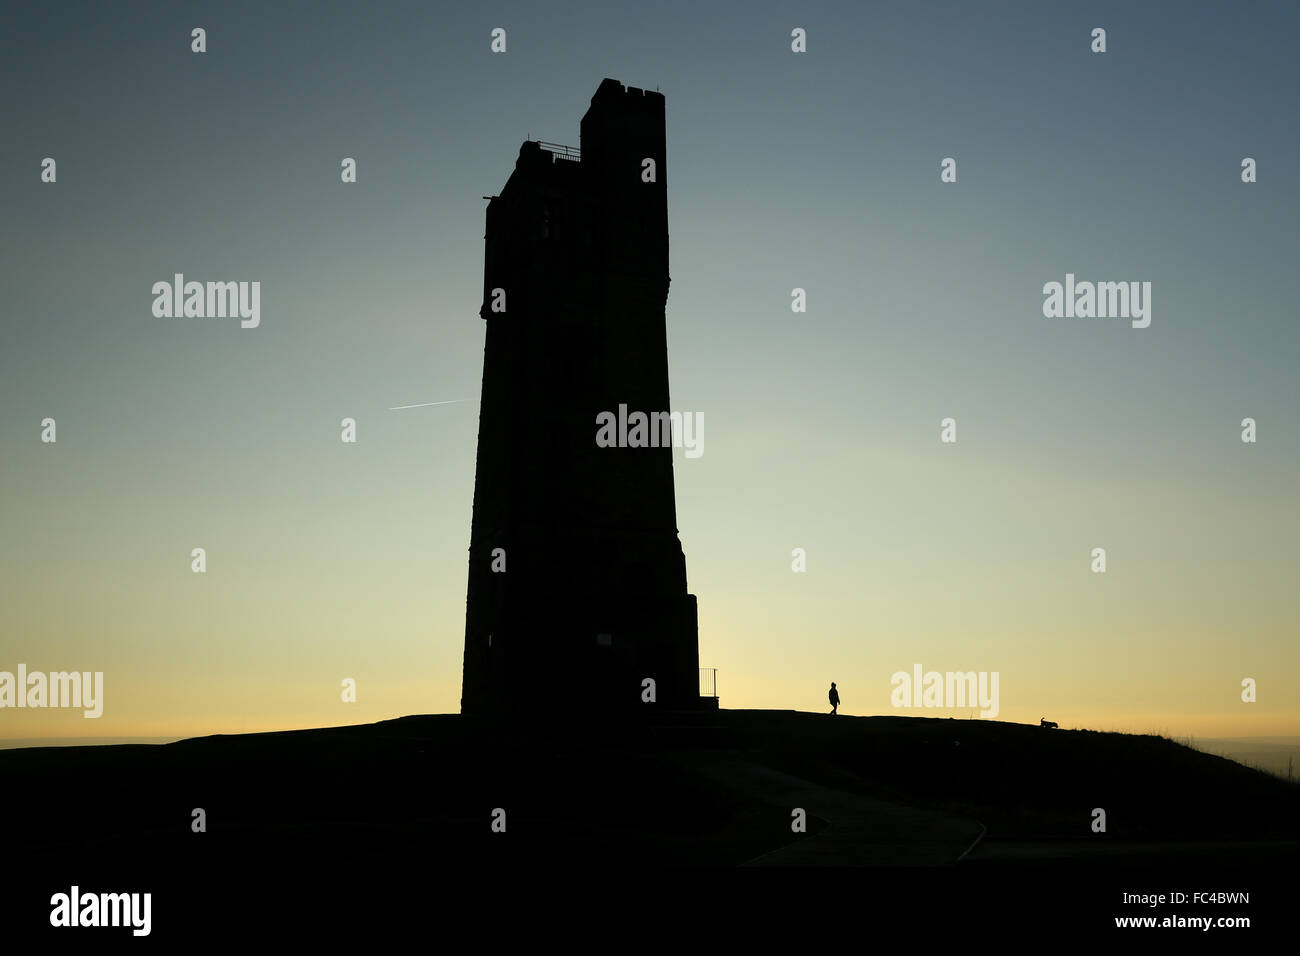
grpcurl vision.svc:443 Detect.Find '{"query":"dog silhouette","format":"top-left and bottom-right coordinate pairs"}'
top-left (1040, 717), bottom-right (1058, 729)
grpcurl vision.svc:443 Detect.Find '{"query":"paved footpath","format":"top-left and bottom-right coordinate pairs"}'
top-left (692, 755), bottom-right (985, 867)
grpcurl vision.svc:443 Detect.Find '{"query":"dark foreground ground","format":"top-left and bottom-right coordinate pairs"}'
top-left (4, 710), bottom-right (1295, 940)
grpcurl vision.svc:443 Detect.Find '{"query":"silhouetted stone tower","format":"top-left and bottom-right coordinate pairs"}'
top-left (461, 78), bottom-right (701, 719)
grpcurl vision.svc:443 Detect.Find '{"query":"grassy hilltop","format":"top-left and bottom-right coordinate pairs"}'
top-left (5, 710), bottom-right (1296, 873)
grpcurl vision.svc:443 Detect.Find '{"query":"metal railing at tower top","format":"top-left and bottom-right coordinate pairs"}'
top-left (538, 141), bottom-right (581, 162)
top-left (699, 668), bottom-right (717, 699)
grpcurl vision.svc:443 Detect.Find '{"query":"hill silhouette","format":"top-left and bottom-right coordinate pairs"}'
top-left (7, 711), bottom-right (1295, 936)
top-left (7, 711), bottom-right (1295, 864)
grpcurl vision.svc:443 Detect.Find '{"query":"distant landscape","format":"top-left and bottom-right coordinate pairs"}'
top-left (1182, 736), bottom-right (1300, 780)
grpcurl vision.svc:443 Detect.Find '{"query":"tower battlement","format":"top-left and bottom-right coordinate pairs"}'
top-left (587, 77), bottom-right (665, 110)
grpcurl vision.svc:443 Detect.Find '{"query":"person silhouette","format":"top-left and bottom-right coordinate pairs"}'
top-left (828, 682), bottom-right (840, 715)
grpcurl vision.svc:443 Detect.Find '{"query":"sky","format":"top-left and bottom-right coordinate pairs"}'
top-left (1, 0), bottom-right (1297, 743)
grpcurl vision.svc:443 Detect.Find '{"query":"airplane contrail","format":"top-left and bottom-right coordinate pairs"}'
top-left (388, 399), bottom-right (471, 410)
